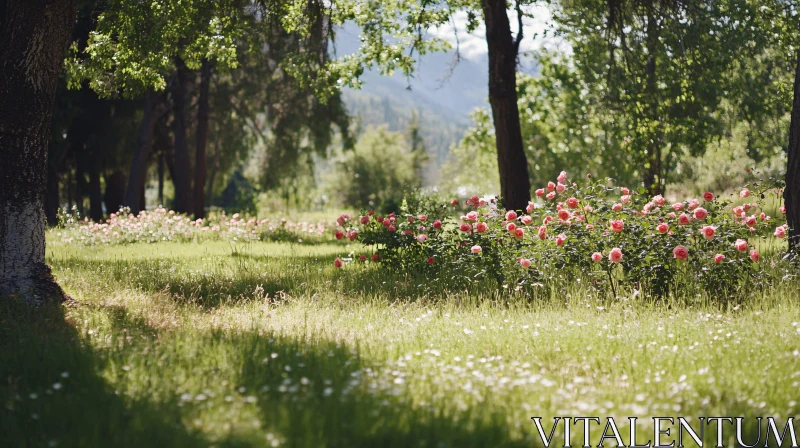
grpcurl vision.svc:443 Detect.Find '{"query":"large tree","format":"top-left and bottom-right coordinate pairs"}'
top-left (0, 0), bottom-right (77, 303)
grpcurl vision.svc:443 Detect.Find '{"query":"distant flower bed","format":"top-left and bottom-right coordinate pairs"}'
top-left (333, 172), bottom-right (789, 298)
top-left (54, 206), bottom-right (335, 245)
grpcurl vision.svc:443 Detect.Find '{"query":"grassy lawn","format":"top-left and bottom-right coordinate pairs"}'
top-left (2, 236), bottom-right (799, 447)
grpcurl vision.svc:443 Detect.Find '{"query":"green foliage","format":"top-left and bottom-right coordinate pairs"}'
top-left (438, 110), bottom-right (502, 197)
top-left (324, 126), bottom-right (421, 213)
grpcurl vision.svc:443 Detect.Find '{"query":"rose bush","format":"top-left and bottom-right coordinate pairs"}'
top-left (333, 172), bottom-right (788, 298)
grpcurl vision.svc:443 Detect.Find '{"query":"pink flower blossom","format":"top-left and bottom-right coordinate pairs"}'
top-left (591, 252), bottom-right (602, 262)
top-left (657, 223), bottom-right (669, 233)
top-left (334, 257), bottom-right (343, 268)
top-left (433, 220), bottom-right (442, 229)
top-left (372, 254), bottom-right (379, 261)
top-left (335, 230), bottom-right (344, 240)
top-left (459, 223), bottom-right (471, 232)
top-left (520, 215), bottom-right (533, 225)
top-left (556, 233), bottom-right (566, 246)
top-left (780, 205), bottom-right (786, 214)
top-left (416, 234), bottom-right (428, 243)
top-left (519, 258), bottom-right (532, 268)
top-left (388, 225), bottom-right (396, 233)
top-left (360, 254), bottom-right (367, 261)
top-left (703, 192), bottom-right (715, 202)
top-left (547, 181), bottom-right (556, 192)
top-left (506, 210), bottom-right (518, 221)
top-left (671, 203), bottom-right (684, 211)
top-left (465, 211), bottom-right (479, 222)
top-left (471, 245), bottom-right (482, 254)
top-left (667, 212), bottom-right (677, 219)
top-left (678, 213), bottom-right (691, 225)
top-left (535, 189), bottom-right (545, 198)
top-left (620, 195), bottom-right (631, 204)
top-left (673, 246), bottom-right (689, 260)
top-left (700, 226), bottom-right (716, 240)
top-left (557, 170), bottom-right (567, 183)
top-left (621, 187), bottom-right (630, 195)
top-left (714, 254), bottom-right (725, 264)
top-left (734, 239), bottom-right (748, 252)
top-left (515, 228), bottom-right (525, 239)
top-left (749, 249), bottom-right (760, 262)
top-left (526, 202), bottom-right (536, 213)
top-left (745, 216), bottom-right (757, 228)
top-left (418, 214), bottom-right (428, 222)
top-left (546, 192), bottom-right (556, 200)
top-left (451, 199), bottom-right (459, 206)
top-left (609, 248), bottom-right (623, 263)
top-left (476, 222), bottom-right (488, 233)
top-left (556, 183), bottom-right (566, 193)
top-left (775, 226), bottom-right (787, 238)
top-left (566, 197), bottom-right (579, 209)
top-left (427, 257), bottom-right (435, 264)
top-left (537, 226), bottom-right (547, 240)
top-left (740, 188), bottom-right (750, 198)
top-left (610, 219), bottom-right (624, 233)
top-left (360, 215), bottom-right (369, 225)
top-left (612, 203), bottom-right (623, 212)
top-left (688, 199), bottom-right (700, 211)
top-left (558, 209), bottom-right (571, 221)
top-left (653, 195), bottom-right (665, 206)
top-left (586, 224), bottom-right (595, 230)
top-left (693, 207), bottom-right (708, 220)
top-left (543, 216), bottom-right (554, 225)
top-left (506, 222), bottom-right (517, 233)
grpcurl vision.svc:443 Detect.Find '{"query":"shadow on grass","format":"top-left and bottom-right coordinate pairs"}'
top-left (0, 302), bottom-right (530, 447)
top-left (49, 254), bottom-right (501, 307)
top-left (0, 301), bottom-right (215, 448)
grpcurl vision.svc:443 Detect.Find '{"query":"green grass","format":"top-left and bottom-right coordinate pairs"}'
top-left (2, 235), bottom-right (799, 447)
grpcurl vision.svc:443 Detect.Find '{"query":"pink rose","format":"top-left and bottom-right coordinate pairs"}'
top-left (465, 211), bottom-right (479, 222)
top-left (418, 214), bottom-right (428, 222)
top-left (459, 223), bottom-right (471, 232)
top-left (678, 213), bottom-right (691, 225)
top-left (476, 222), bottom-right (488, 233)
top-left (688, 199), bottom-right (700, 211)
top-left (427, 257), bottom-right (435, 264)
top-left (335, 230), bottom-right (344, 240)
top-left (451, 199), bottom-right (459, 206)
top-left (610, 219), bottom-right (624, 233)
top-left (591, 252), bottom-right (602, 262)
top-left (521, 215), bottom-right (533, 225)
top-left (703, 192), bottom-right (715, 202)
top-left (586, 224), bottom-right (595, 230)
top-left (433, 220), bottom-right (443, 229)
top-left (471, 245), bottom-right (482, 254)
top-left (714, 254), bottom-right (725, 264)
top-left (506, 222), bottom-right (517, 233)
top-left (749, 249), bottom-right (760, 262)
top-left (734, 239), bottom-right (748, 252)
top-left (608, 248), bottom-right (623, 263)
top-left (556, 183), bottom-right (566, 193)
top-left (515, 228), bottom-right (524, 239)
top-left (667, 212), bottom-right (677, 219)
top-left (693, 207), bottom-right (708, 220)
top-left (360, 215), bottom-right (369, 225)
top-left (657, 223), bottom-right (669, 233)
top-left (557, 170), bottom-right (567, 183)
top-left (520, 258), bottom-right (532, 268)
top-left (546, 192), bottom-right (556, 200)
top-left (775, 226), bottom-right (787, 238)
top-left (535, 188), bottom-right (545, 198)
top-left (556, 233), bottom-right (566, 246)
top-left (372, 254), bottom-right (379, 261)
top-left (506, 210), bottom-right (518, 221)
top-left (612, 203), bottom-right (623, 212)
top-left (621, 187), bottom-right (630, 195)
top-left (700, 226), bottom-right (715, 240)
top-left (673, 245), bottom-right (689, 260)
top-left (547, 181), bottom-right (556, 192)
top-left (558, 209), bottom-right (571, 221)
top-left (360, 254), bottom-right (367, 261)
top-left (537, 226), bottom-right (547, 240)
top-left (780, 205), bottom-right (786, 214)
top-left (671, 203), bottom-right (684, 211)
top-left (653, 195), bottom-right (665, 206)
top-left (566, 197), bottom-right (579, 209)
top-left (334, 257), bottom-right (343, 268)
top-left (745, 216), bottom-right (757, 228)
top-left (759, 212), bottom-right (766, 221)
top-left (543, 216), bottom-right (554, 225)
top-left (416, 234), bottom-right (428, 243)
top-left (740, 188), bottom-right (750, 198)
top-left (620, 195), bottom-right (631, 204)
top-left (526, 202), bottom-right (536, 214)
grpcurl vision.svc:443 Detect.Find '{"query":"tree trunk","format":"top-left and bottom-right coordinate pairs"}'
top-left (45, 164), bottom-right (60, 226)
top-left (172, 58), bottom-right (192, 214)
top-left (158, 150), bottom-right (165, 206)
top-left (87, 152), bottom-right (103, 221)
top-left (481, 0), bottom-right (531, 211)
top-left (0, 0), bottom-right (76, 304)
top-left (193, 60), bottom-right (211, 219)
top-left (642, 7), bottom-right (663, 195)
top-left (125, 91), bottom-right (157, 215)
top-left (104, 170), bottom-right (125, 216)
top-left (785, 51), bottom-right (800, 253)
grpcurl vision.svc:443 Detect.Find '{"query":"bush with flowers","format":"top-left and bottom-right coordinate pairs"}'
top-left (333, 171), bottom-right (790, 299)
top-left (54, 206), bottom-right (336, 245)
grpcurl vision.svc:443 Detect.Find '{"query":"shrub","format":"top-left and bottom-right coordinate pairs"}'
top-left (332, 171), bottom-right (789, 299)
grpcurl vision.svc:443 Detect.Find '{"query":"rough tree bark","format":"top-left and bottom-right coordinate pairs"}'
top-left (172, 58), bottom-right (193, 214)
top-left (481, 0), bottom-right (531, 211)
top-left (87, 151), bottom-right (103, 221)
top-left (104, 170), bottom-right (125, 215)
top-left (785, 52), bottom-right (800, 253)
top-left (642, 6), bottom-right (663, 196)
top-left (124, 91), bottom-right (157, 215)
top-left (193, 60), bottom-right (211, 219)
top-left (45, 164), bottom-right (60, 226)
top-left (0, 0), bottom-right (77, 303)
